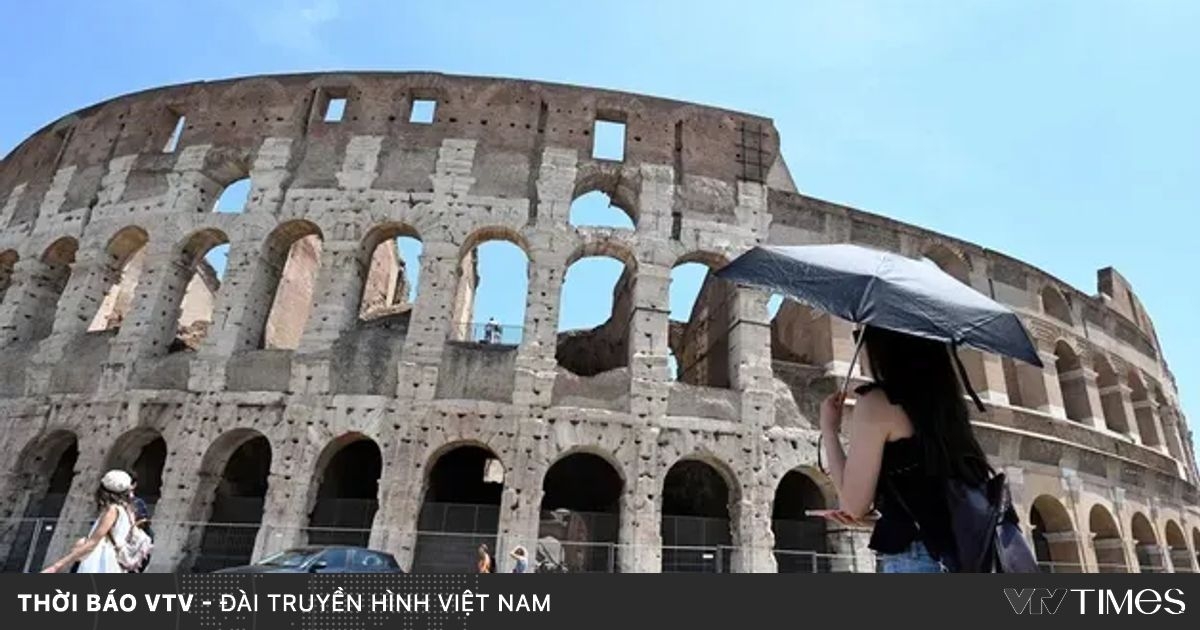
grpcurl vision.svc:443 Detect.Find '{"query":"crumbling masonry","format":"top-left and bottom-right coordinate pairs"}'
top-left (0, 72), bottom-right (1196, 573)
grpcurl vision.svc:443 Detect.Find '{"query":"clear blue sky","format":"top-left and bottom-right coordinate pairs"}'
top-left (1, 1), bottom-right (1196, 439)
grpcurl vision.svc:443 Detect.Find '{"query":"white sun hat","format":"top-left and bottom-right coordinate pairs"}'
top-left (100, 469), bottom-right (133, 493)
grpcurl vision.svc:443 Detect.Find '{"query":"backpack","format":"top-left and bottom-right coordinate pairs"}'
top-left (890, 472), bottom-right (1037, 573)
top-left (110, 505), bottom-right (154, 572)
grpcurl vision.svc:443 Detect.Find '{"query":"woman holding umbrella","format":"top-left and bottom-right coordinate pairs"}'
top-left (718, 243), bottom-right (1041, 573)
top-left (819, 325), bottom-right (991, 572)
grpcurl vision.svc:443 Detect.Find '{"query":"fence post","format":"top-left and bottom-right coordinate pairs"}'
top-left (22, 519), bottom-right (42, 574)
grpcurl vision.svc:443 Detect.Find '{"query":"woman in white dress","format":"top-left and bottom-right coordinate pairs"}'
top-left (41, 470), bottom-right (135, 573)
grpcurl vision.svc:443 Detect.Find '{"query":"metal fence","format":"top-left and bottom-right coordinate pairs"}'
top-left (448, 321), bottom-right (523, 345)
top-left (3, 517), bottom-right (1191, 574)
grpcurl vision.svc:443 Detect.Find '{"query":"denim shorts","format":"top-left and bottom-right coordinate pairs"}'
top-left (878, 541), bottom-right (947, 573)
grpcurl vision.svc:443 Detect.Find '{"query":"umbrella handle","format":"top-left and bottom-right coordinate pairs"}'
top-left (818, 330), bottom-right (867, 476)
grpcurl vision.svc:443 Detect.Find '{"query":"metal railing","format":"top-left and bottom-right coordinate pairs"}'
top-left (448, 321), bottom-right (523, 345)
top-left (4, 517), bottom-right (1195, 574)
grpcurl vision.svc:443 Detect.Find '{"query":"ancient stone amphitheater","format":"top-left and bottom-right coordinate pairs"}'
top-left (0, 72), bottom-right (1195, 574)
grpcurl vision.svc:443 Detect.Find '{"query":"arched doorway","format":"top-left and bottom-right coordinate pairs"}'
top-left (190, 432), bottom-right (271, 572)
top-left (412, 444), bottom-right (504, 573)
top-left (1029, 495), bottom-right (1082, 572)
top-left (1, 432), bottom-right (78, 572)
top-left (1088, 505), bottom-right (1127, 573)
top-left (772, 470), bottom-right (830, 572)
top-left (1130, 512), bottom-right (1162, 572)
top-left (1165, 521), bottom-right (1191, 573)
top-left (539, 452), bottom-right (623, 572)
top-left (307, 435), bottom-right (382, 547)
top-left (661, 459), bottom-right (735, 573)
top-left (104, 429), bottom-right (167, 522)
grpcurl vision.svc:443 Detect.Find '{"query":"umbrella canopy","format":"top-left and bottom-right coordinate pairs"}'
top-left (715, 243), bottom-right (1042, 368)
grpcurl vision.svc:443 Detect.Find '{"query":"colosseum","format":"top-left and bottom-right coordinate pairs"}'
top-left (0, 72), bottom-right (1195, 574)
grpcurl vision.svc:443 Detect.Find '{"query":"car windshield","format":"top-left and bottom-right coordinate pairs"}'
top-left (258, 549), bottom-right (316, 567)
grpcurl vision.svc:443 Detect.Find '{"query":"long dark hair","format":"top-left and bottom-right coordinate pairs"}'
top-left (861, 325), bottom-right (992, 485)
top-left (94, 486), bottom-right (127, 512)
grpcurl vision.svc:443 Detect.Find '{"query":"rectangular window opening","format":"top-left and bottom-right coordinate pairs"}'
top-left (163, 114), bottom-right (186, 153)
top-left (410, 99), bottom-right (437, 124)
top-left (324, 97), bottom-right (347, 122)
top-left (592, 119), bottom-right (626, 161)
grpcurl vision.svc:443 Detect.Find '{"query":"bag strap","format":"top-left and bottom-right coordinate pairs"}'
top-left (883, 474), bottom-right (921, 533)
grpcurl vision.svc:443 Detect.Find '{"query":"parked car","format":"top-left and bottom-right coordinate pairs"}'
top-left (214, 546), bottom-right (405, 573)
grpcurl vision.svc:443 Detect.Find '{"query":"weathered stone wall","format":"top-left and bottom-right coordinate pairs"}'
top-left (0, 72), bottom-right (1194, 574)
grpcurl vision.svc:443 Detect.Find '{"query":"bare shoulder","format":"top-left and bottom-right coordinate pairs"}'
top-left (853, 387), bottom-right (911, 437)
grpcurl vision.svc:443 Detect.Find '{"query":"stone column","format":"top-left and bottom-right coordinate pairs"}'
top-left (960, 349), bottom-right (1009, 405)
top-left (289, 240), bottom-right (365, 395)
top-left (1132, 399), bottom-right (1167, 453)
top-left (731, 480), bottom-right (776, 573)
top-left (728, 286), bottom-right (774, 428)
top-left (1057, 366), bottom-right (1104, 428)
top-left (1038, 349), bottom-right (1068, 418)
top-left (369, 439), bottom-right (424, 572)
top-left (0, 257), bottom-right (65, 348)
top-left (628, 264), bottom-right (671, 420)
top-left (512, 242), bottom-right (565, 408)
top-left (107, 247), bottom-right (191, 364)
top-left (395, 239), bottom-right (460, 401)
top-left (825, 527), bottom-right (874, 573)
top-left (618, 429), bottom-right (663, 572)
top-left (493, 438), bottom-right (542, 574)
top-left (252, 469), bottom-right (310, 563)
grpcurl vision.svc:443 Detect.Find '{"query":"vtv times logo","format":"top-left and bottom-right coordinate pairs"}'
top-left (1004, 588), bottom-right (1185, 615)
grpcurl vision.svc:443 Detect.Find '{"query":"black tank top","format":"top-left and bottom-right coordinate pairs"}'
top-left (856, 382), bottom-right (955, 559)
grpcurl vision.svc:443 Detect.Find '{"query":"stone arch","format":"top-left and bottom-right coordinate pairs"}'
top-left (1029, 494), bottom-right (1082, 572)
top-left (16, 237), bottom-right (79, 344)
top-left (449, 226), bottom-right (530, 345)
top-left (306, 433), bottom-right (382, 547)
top-left (1130, 512), bottom-right (1163, 572)
top-left (1093, 355), bottom-right (1129, 434)
top-left (162, 228), bottom-right (230, 354)
top-left (670, 251), bottom-right (735, 388)
top-left (660, 453), bottom-right (741, 572)
top-left (569, 189), bottom-right (636, 230)
top-left (1127, 371), bottom-right (1161, 447)
top-left (0, 430), bottom-right (79, 572)
top-left (0, 249), bottom-right (17, 305)
top-left (88, 226), bottom-right (150, 332)
top-left (923, 243), bottom-right (970, 284)
top-left (1087, 504), bottom-right (1127, 572)
top-left (556, 239), bottom-right (639, 377)
top-left (1053, 340), bottom-right (1090, 423)
top-left (1164, 520), bottom-right (1190, 573)
top-left (1041, 285), bottom-right (1073, 326)
top-left (572, 166), bottom-right (640, 226)
top-left (185, 429), bottom-right (271, 572)
top-left (772, 467), bottom-right (832, 573)
top-left (103, 427), bottom-right (167, 509)
top-left (539, 450), bottom-right (625, 572)
top-left (249, 219), bottom-right (323, 351)
top-left (412, 442), bottom-right (505, 573)
top-left (357, 222), bottom-right (422, 321)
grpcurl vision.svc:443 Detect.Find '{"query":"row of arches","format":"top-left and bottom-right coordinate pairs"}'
top-left (1029, 494), bottom-right (1198, 573)
top-left (4, 429), bottom-right (838, 573)
top-left (0, 188), bottom-right (733, 388)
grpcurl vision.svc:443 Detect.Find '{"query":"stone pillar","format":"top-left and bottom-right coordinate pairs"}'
top-left (1037, 350), bottom-right (1067, 418)
top-left (44, 250), bottom-right (115, 341)
top-left (493, 439), bottom-right (542, 574)
top-left (1059, 366), bottom-right (1104, 428)
top-left (619, 429), bottom-right (663, 572)
top-left (0, 257), bottom-right (66, 348)
top-left (252, 468), bottom-right (310, 563)
top-left (961, 349), bottom-right (1009, 405)
top-left (512, 243), bottom-right (565, 408)
top-left (825, 527), bottom-right (874, 573)
top-left (106, 246), bottom-right (192, 370)
top-left (1132, 399), bottom-right (1167, 452)
top-left (731, 480), bottom-right (776, 573)
top-left (628, 264), bottom-right (671, 420)
top-left (395, 239), bottom-right (460, 401)
top-left (289, 240), bottom-right (365, 395)
top-left (369, 442), bottom-right (424, 572)
top-left (728, 287), bottom-right (775, 428)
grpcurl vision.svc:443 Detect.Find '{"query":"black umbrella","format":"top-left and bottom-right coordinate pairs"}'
top-left (716, 243), bottom-right (1043, 409)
